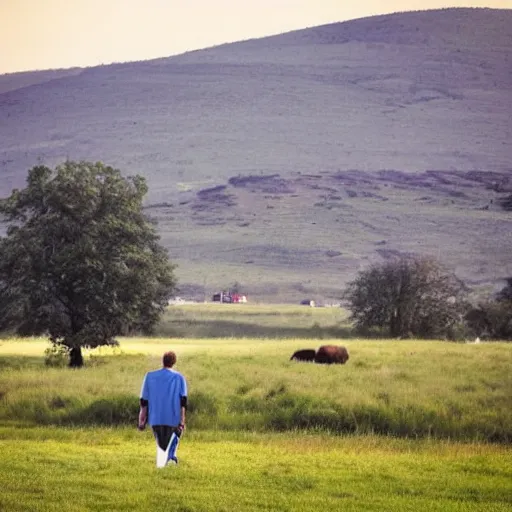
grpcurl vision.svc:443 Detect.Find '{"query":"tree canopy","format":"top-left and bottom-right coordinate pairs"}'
top-left (342, 256), bottom-right (468, 338)
top-left (0, 161), bottom-right (176, 367)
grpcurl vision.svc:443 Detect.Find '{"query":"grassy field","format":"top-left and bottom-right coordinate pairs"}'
top-left (1, 427), bottom-right (511, 512)
top-left (155, 303), bottom-right (351, 338)
top-left (0, 304), bottom-right (511, 511)
top-left (1, 336), bottom-right (511, 440)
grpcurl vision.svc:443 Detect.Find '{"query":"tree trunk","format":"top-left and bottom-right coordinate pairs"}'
top-left (69, 346), bottom-right (84, 368)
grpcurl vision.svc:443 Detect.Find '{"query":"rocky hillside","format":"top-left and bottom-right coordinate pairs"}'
top-left (1, 8), bottom-right (511, 302)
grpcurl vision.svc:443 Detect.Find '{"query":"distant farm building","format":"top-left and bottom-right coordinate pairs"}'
top-left (212, 292), bottom-right (247, 303)
top-left (300, 299), bottom-right (315, 307)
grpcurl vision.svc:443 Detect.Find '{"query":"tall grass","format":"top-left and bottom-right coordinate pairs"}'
top-left (0, 337), bottom-right (510, 442)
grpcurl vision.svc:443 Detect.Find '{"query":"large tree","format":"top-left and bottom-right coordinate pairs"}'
top-left (342, 256), bottom-right (468, 338)
top-left (0, 161), bottom-right (176, 367)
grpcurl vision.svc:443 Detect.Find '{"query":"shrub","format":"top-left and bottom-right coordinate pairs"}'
top-left (465, 301), bottom-right (512, 340)
top-left (342, 256), bottom-right (468, 338)
top-left (44, 344), bottom-right (69, 368)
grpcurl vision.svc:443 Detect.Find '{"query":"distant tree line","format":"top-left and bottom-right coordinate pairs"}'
top-left (342, 256), bottom-right (512, 340)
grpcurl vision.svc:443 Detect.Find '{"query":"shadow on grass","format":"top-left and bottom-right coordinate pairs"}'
top-left (155, 319), bottom-right (355, 339)
top-left (63, 395), bottom-right (138, 426)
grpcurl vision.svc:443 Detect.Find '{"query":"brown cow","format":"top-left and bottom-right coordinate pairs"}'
top-left (290, 349), bottom-right (316, 362)
top-left (314, 345), bottom-right (349, 364)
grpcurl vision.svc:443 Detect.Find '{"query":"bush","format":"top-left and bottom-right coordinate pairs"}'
top-left (342, 256), bottom-right (468, 338)
top-left (44, 344), bottom-right (69, 368)
top-left (465, 301), bottom-right (512, 340)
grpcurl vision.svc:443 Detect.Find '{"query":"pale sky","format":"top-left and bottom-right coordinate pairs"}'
top-left (1, 0), bottom-right (511, 74)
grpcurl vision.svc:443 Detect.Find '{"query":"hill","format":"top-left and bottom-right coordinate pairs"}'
top-left (1, 8), bottom-right (511, 303)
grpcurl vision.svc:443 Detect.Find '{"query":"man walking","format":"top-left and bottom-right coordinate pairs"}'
top-left (139, 351), bottom-right (188, 467)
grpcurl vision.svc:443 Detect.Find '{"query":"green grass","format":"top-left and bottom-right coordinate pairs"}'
top-left (0, 426), bottom-right (511, 512)
top-left (155, 303), bottom-right (351, 338)
top-left (0, 335), bottom-right (510, 441)
top-left (1, 303), bottom-right (512, 511)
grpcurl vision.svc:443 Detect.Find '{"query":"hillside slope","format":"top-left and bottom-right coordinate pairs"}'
top-left (1, 8), bottom-right (511, 302)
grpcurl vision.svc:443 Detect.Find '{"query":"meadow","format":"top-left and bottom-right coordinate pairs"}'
top-left (0, 304), bottom-right (511, 511)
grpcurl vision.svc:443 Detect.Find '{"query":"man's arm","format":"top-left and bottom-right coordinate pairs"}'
top-left (139, 373), bottom-right (149, 430)
top-left (179, 396), bottom-right (187, 431)
top-left (138, 398), bottom-right (148, 430)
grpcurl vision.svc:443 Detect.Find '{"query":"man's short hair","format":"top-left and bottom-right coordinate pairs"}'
top-left (163, 351), bottom-right (177, 368)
